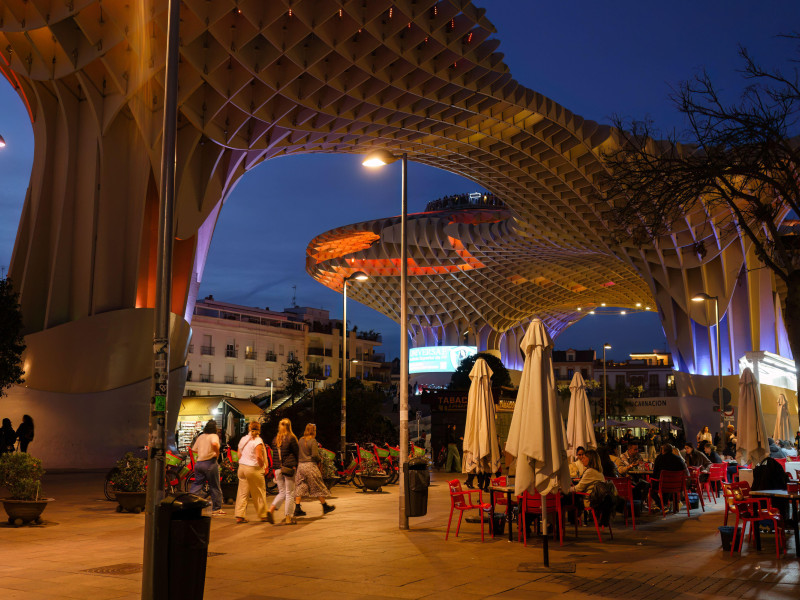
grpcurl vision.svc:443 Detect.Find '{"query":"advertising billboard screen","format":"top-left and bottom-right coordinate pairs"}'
top-left (409, 346), bottom-right (477, 374)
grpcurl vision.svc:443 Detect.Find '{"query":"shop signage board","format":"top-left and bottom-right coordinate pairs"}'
top-left (625, 396), bottom-right (681, 417)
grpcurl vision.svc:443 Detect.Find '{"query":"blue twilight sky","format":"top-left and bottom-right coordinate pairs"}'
top-left (0, 1), bottom-right (797, 361)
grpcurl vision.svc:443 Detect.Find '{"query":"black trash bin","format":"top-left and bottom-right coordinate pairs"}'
top-left (154, 493), bottom-right (211, 600)
top-left (405, 459), bottom-right (430, 517)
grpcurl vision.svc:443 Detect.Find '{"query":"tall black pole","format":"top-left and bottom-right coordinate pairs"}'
top-left (142, 0), bottom-right (180, 598)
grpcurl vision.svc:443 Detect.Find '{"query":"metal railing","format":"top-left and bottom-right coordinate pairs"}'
top-left (200, 346), bottom-right (215, 356)
top-left (307, 346), bottom-right (325, 356)
top-left (244, 351), bottom-right (257, 360)
top-left (243, 377), bottom-right (256, 385)
top-left (225, 348), bottom-right (237, 358)
top-left (200, 374), bottom-right (214, 383)
top-left (224, 375), bottom-right (237, 384)
top-left (265, 352), bottom-right (277, 362)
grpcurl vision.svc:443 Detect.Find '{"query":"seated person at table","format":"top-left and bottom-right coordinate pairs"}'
top-left (683, 442), bottom-right (711, 481)
top-left (699, 441), bottom-right (723, 464)
top-left (597, 446), bottom-right (619, 478)
top-left (569, 446), bottom-right (587, 478)
top-left (618, 443), bottom-right (644, 475)
top-left (572, 449), bottom-right (606, 507)
top-left (650, 443), bottom-right (689, 508)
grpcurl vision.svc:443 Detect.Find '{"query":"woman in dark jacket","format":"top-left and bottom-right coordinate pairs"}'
top-left (266, 418), bottom-right (300, 525)
top-left (16, 415), bottom-right (34, 453)
top-left (0, 418), bottom-right (16, 454)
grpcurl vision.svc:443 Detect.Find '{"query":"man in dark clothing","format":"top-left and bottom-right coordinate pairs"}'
top-left (650, 443), bottom-right (689, 509)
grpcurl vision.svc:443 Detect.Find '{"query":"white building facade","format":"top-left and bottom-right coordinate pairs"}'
top-left (185, 298), bottom-right (384, 399)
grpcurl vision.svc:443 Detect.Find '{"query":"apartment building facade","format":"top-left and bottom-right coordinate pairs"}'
top-left (185, 297), bottom-right (384, 399)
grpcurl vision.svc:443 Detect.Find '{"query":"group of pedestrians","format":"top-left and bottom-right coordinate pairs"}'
top-left (190, 416), bottom-right (336, 524)
top-left (0, 414), bottom-right (34, 454)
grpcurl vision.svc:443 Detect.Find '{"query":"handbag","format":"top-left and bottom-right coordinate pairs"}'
top-left (278, 443), bottom-right (295, 477)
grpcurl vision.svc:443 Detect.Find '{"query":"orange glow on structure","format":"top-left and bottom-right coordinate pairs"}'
top-left (308, 231), bottom-right (380, 261)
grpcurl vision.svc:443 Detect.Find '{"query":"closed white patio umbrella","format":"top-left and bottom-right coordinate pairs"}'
top-left (506, 319), bottom-right (571, 565)
top-left (773, 393), bottom-right (792, 442)
top-left (462, 358), bottom-right (502, 477)
top-left (736, 367), bottom-right (769, 465)
top-left (566, 372), bottom-right (596, 459)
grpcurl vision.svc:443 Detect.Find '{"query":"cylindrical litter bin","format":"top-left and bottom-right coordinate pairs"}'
top-left (404, 459), bottom-right (430, 517)
top-left (154, 493), bottom-right (211, 600)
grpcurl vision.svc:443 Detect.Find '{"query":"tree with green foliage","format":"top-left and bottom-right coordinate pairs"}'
top-left (0, 278), bottom-right (25, 397)
top-left (449, 352), bottom-right (512, 390)
top-left (283, 358), bottom-right (306, 404)
top-left (266, 378), bottom-right (396, 450)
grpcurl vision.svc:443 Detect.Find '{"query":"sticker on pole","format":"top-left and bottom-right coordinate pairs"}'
top-left (154, 395), bottom-right (166, 412)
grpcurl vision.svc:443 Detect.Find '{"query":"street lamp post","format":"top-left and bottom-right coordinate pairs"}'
top-left (603, 343), bottom-right (611, 442)
top-left (142, 0), bottom-right (180, 598)
top-left (363, 149), bottom-right (409, 530)
top-left (341, 271), bottom-right (369, 454)
top-left (692, 293), bottom-right (724, 441)
top-left (265, 378), bottom-right (273, 411)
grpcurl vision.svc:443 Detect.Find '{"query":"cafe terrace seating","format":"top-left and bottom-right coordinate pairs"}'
top-left (446, 479), bottom-right (491, 542)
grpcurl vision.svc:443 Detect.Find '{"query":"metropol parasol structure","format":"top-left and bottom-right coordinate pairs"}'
top-left (0, 1), bottom-right (793, 466)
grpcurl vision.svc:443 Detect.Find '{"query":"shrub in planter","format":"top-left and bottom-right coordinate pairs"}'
top-left (319, 447), bottom-right (338, 489)
top-left (219, 455), bottom-right (238, 504)
top-left (112, 452), bottom-right (147, 513)
top-left (356, 454), bottom-right (389, 492)
top-left (0, 452), bottom-right (51, 525)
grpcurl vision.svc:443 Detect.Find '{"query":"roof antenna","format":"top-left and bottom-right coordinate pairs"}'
top-left (291, 284), bottom-right (298, 308)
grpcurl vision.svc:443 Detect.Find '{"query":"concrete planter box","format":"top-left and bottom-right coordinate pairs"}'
top-left (2, 498), bottom-right (53, 526)
top-left (114, 491), bottom-right (146, 513)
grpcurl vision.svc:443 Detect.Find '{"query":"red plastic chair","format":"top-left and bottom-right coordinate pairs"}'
top-left (707, 464), bottom-right (727, 501)
top-left (776, 458), bottom-right (787, 471)
top-left (729, 487), bottom-right (785, 558)
top-left (445, 479), bottom-right (491, 541)
top-left (572, 491), bottom-right (612, 542)
top-left (517, 491), bottom-right (564, 546)
top-left (687, 467), bottom-right (707, 512)
top-left (654, 471), bottom-right (691, 517)
top-left (607, 477), bottom-right (636, 529)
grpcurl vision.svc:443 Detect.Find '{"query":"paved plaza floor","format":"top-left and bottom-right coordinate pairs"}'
top-left (0, 471), bottom-right (798, 600)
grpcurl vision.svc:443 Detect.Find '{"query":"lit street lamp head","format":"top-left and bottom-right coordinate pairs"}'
top-left (603, 343), bottom-right (612, 350)
top-left (345, 270), bottom-right (369, 282)
top-left (692, 292), bottom-right (715, 302)
top-left (0, 134), bottom-right (6, 148)
top-left (362, 148), bottom-right (398, 168)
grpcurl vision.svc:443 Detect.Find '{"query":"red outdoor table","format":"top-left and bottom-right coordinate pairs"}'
top-left (750, 489), bottom-right (800, 557)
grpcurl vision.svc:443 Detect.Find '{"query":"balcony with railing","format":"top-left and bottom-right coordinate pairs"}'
top-left (225, 348), bottom-right (238, 358)
top-left (224, 375), bottom-right (237, 384)
top-left (265, 352), bottom-right (277, 362)
top-left (200, 374), bottom-right (214, 383)
top-left (243, 377), bottom-right (256, 385)
top-left (307, 346), bottom-right (325, 356)
top-left (188, 344), bottom-right (194, 353)
top-left (244, 351), bottom-right (257, 360)
top-left (200, 346), bottom-right (215, 356)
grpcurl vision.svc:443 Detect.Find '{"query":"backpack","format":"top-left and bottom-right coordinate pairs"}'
top-left (589, 480), bottom-right (618, 526)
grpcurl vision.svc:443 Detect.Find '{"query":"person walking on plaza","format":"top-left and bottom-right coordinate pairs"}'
top-left (292, 424), bottom-right (335, 518)
top-left (0, 418), bottom-right (16, 454)
top-left (15, 415), bottom-right (34, 453)
top-left (191, 420), bottom-right (225, 515)
top-left (696, 426), bottom-right (712, 445)
top-left (234, 421), bottom-right (268, 524)
top-left (445, 424), bottom-right (461, 472)
top-left (266, 418), bottom-right (300, 525)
